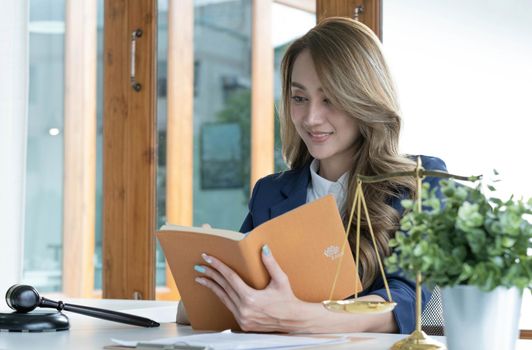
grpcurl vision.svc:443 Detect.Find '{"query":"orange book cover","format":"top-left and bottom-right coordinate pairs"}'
top-left (157, 195), bottom-right (361, 331)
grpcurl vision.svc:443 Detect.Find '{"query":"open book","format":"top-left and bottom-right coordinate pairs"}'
top-left (156, 195), bottom-right (361, 331)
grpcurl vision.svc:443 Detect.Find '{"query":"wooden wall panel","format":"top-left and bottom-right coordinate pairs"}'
top-left (158, 0), bottom-right (194, 301)
top-left (63, 0), bottom-right (97, 298)
top-left (317, 0), bottom-right (382, 40)
top-left (103, 0), bottom-right (157, 300)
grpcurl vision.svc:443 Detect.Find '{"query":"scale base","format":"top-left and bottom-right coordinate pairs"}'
top-left (323, 300), bottom-right (396, 314)
top-left (391, 330), bottom-right (446, 350)
top-left (0, 310), bottom-right (69, 332)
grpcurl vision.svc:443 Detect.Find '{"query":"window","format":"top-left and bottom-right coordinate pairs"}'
top-left (24, 0), bottom-right (66, 293)
top-left (24, 0), bottom-right (104, 297)
top-left (382, 0), bottom-right (532, 331)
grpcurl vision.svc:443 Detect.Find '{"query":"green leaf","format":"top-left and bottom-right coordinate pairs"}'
top-left (443, 186), bottom-right (455, 198)
top-left (457, 202), bottom-right (484, 230)
top-left (490, 197), bottom-right (503, 206)
top-left (455, 186), bottom-right (469, 201)
top-left (457, 264), bottom-right (473, 283)
top-left (490, 256), bottom-right (504, 267)
top-left (400, 220), bottom-right (413, 231)
top-left (501, 237), bottom-right (516, 248)
top-left (401, 199), bottom-right (414, 210)
top-left (465, 228), bottom-right (486, 254)
top-left (413, 243), bottom-right (424, 257)
top-left (452, 246), bottom-right (466, 260)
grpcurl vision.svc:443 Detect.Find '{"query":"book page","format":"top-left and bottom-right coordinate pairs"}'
top-left (160, 224), bottom-right (244, 241)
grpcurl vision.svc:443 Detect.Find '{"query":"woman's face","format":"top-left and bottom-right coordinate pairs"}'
top-left (290, 50), bottom-right (360, 178)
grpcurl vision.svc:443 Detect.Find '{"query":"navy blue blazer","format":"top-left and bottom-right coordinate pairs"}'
top-left (239, 155), bottom-right (447, 334)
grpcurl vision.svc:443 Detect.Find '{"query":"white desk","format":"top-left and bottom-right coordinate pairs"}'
top-left (0, 299), bottom-right (530, 350)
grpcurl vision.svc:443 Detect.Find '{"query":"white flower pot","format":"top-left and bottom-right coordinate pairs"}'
top-left (442, 285), bottom-right (522, 350)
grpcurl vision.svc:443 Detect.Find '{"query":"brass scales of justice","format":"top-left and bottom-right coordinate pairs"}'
top-left (322, 157), bottom-right (481, 350)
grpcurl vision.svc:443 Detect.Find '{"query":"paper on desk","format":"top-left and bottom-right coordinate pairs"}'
top-left (111, 329), bottom-right (349, 349)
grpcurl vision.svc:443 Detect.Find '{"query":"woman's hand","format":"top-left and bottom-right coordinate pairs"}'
top-left (194, 245), bottom-right (398, 333)
top-left (194, 245), bottom-right (307, 332)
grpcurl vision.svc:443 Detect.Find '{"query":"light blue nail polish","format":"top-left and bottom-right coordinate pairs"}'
top-left (194, 265), bottom-right (206, 273)
top-left (262, 244), bottom-right (271, 256)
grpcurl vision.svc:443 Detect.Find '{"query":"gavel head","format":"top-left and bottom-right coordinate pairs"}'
top-left (5, 284), bottom-right (41, 313)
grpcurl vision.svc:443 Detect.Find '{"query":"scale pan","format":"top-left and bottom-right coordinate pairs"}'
top-left (322, 300), bottom-right (396, 314)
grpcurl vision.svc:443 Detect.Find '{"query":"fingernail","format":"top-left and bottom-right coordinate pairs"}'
top-left (201, 253), bottom-right (213, 264)
top-left (262, 244), bottom-right (271, 256)
top-left (194, 265), bottom-right (206, 273)
top-left (195, 277), bottom-right (206, 285)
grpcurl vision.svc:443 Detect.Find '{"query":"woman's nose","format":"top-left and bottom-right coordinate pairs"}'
top-left (303, 102), bottom-right (326, 126)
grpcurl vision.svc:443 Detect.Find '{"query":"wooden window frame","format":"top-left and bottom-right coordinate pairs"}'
top-left (102, 0), bottom-right (157, 300)
top-left (317, 0), bottom-right (382, 40)
top-left (156, 0), bottom-right (194, 301)
top-left (250, 0), bottom-right (275, 188)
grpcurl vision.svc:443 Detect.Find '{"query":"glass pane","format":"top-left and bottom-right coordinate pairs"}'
top-left (382, 0), bottom-right (532, 329)
top-left (155, 0), bottom-right (254, 289)
top-left (23, 0), bottom-right (66, 293)
top-left (272, 3), bottom-right (315, 172)
top-left (382, 0), bottom-right (532, 199)
top-left (193, 0), bottom-right (252, 230)
top-left (94, 0), bottom-right (105, 291)
top-left (156, 0), bottom-right (169, 287)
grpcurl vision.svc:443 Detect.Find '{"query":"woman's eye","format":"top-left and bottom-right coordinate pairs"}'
top-left (291, 96), bottom-right (306, 104)
top-left (323, 98), bottom-right (331, 105)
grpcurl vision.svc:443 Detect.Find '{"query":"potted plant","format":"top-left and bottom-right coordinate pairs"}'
top-left (386, 175), bottom-right (532, 350)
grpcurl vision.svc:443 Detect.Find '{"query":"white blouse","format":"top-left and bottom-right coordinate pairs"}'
top-left (306, 159), bottom-right (349, 216)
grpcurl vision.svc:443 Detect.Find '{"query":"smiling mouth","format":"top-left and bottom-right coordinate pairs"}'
top-left (308, 131), bottom-right (333, 142)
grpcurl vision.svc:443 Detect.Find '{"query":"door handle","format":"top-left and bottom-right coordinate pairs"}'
top-left (130, 28), bottom-right (143, 92)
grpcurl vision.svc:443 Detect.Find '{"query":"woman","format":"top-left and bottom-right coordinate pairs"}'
top-left (192, 17), bottom-right (446, 334)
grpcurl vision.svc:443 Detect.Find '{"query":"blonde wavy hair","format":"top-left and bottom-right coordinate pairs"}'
top-left (280, 17), bottom-right (417, 288)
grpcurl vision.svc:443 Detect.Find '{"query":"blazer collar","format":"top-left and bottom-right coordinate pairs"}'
top-left (270, 164), bottom-right (311, 219)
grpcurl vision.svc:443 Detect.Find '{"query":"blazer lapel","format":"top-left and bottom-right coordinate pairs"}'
top-left (270, 165), bottom-right (310, 219)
